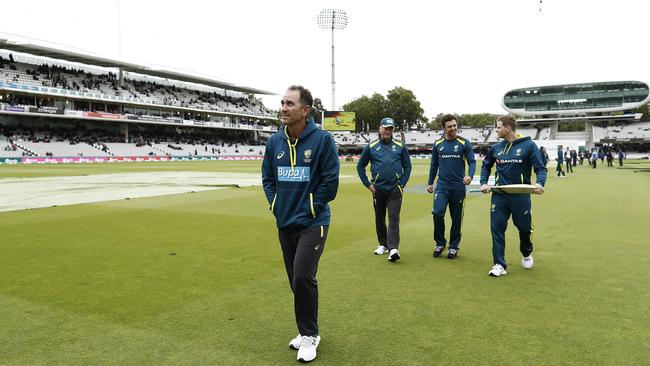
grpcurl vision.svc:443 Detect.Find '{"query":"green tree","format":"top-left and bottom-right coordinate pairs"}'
top-left (342, 93), bottom-right (387, 132)
top-left (428, 113), bottom-right (498, 129)
top-left (310, 98), bottom-right (326, 124)
top-left (342, 87), bottom-right (428, 131)
top-left (385, 87), bottom-right (427, 130)
top-left (461, 113), bottom-right (499, 127)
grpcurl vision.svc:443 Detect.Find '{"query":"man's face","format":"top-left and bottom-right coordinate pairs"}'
top-left (443, 120), bottom-right (458, 139)
top-left (280, 90), bottom-right (309, 126)
top-left (495, 121), bottom-right (508, 138)
top-left (379, 126), bottom-right (394, 140)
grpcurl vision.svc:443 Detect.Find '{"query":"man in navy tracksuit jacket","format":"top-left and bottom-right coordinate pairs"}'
top-left (262, 86), bottom-right (339, 362)
top-left (427, 114), bottom-right (476, 259)
top-left (556, 145), bottom-right (566, 177)
top-left (357, 117), bottom-right (411, 262)
top-left (480, 115), bottom-right (547, 277)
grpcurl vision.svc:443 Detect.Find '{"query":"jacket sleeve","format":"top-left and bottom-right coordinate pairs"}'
top-left (465, 140), bottom-right (476, 178)
top-left (480, 147), bottom-right (495, 185)
top-left (427, 143), bottom-right (439, 185)
top-left (356, 145), bottom-right (372, 187)
top-left (261, 138), bottom-right (276, 207)
top-left (399, 146), bottom-right (412, 187)
top-left (529, 143), bottom-right (547, 187)
top-left (312, 134), bottom-right (340, 216)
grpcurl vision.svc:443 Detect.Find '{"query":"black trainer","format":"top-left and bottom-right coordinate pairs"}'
top-left (447, 248), bottom-right (458, 259)
top-left (433, 245), bottom-right (445, 258)
top-left (388, 249), bottom-right (400, 262)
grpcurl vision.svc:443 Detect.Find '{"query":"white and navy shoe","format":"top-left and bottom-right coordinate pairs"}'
top-left (374, 245), bottom-right (388, 255)
top-left (433, 245), bottom-right (445, 257)
top-left (488, 264), bottom-right (507, 277)
top-left (297, 335), bottom-right (320, 363)
top-left (522, 255), bottom-right (534, 269)
top-left (388, 248), bottom-right (400, 262)
top-left (289, 334), bottom-right (301, 350)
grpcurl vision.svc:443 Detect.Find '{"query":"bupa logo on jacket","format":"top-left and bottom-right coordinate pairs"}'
top-left (262, 116), bottom-right (340, 230)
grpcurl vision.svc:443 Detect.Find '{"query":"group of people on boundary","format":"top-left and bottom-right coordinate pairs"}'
top-left (262, 86), bottom-right (547, 363)
top-left (536, 144), bottom-right (628, 175)
top-left (554, 144), bottom-right (630, 175)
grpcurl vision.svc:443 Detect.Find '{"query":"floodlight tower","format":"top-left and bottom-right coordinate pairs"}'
top-left (317, 9), bottom-right (348, 111)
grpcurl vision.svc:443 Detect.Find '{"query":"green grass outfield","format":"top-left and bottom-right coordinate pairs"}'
top-left (1, 160), bottom-right (649, 365)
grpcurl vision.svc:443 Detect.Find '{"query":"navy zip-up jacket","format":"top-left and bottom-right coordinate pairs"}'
top-left (480, 136), bottom-right (547, 192)
top-left (428, 135), bottom-right (476, 190)
top-left (262, 116), bottom-right (340, 230)
top-left (357, 138), bottom-right (411, 192)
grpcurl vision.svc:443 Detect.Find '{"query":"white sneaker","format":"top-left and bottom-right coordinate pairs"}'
top-left (522, 255), bottom-right (534, 269)
top-left (488, 264), bottom-right (507, 277)
top-left (296, 335), bottom-right (320, 363)
top-left (388, 248), bottom-right (400, 262)
top-left (374, 245), bottom-right (387, 255)
top-left (288, 334), bottom-right (301, 350)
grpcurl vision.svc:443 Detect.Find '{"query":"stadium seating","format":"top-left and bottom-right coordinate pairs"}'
top-left (517, 127), bottom-right (537, 138)
top-left (3, 50), bottom-right (649, 160)
top-left (0, 130), bottom-right (267, 158)
top-left (332, 132), bottom-right (372, 145)
top-left (592, 122), bottom-right (650, 140)
top-left (329, 125), bottom-right (564, 148)
top-left (404, 131), bottom-right (441, 144)
top-left (101, 143), bottom-right (161, 157)
top-left (16, 140), bottom-right (112, 157)
top-left (0, 139), bottom-right (24, 157)
top-left (484, 128), bottom-right (500, 143)
top-left (0, 56), bottom-right (275, 118)
top-left (538, 127), bottom-right (551, 140)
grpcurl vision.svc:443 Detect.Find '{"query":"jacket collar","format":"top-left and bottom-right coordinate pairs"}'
top-left (281, 115), bottom-right (318, 142)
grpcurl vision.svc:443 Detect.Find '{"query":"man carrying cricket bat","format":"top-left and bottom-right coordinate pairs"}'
top-left (480, 115), bottom-right (547, 277)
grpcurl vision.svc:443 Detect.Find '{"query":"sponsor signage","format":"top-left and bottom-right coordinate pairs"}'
top-left (216, 155), bottom-right (264, 161)
top-left (0, 158), bottom-right (21, 164)
top-left (64, 110), bottom-right (84, 117)
top-left (84, 111), bottom-right (124, 119)
top-left (28, 106), bottom-right (64, 115)
top-left (4, 105), bottom-right (26, 112)
top-left (18, 156), bottom-right (171, 164)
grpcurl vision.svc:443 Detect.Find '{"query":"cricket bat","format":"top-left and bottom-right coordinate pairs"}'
top-left (489, 184), bottom-right (541, 195)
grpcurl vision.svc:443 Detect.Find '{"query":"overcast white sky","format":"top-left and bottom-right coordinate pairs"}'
top-left (1, 0), bottom-right (649, 118)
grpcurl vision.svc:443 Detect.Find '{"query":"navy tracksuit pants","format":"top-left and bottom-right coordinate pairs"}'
top-left (278, 225), bottom-right (328, 337)
top-left (490, 193), bottom-right (534, 269)
top-left (373, 186), bottom-right (403, 250)
top-left (432, 186), bottom-right (465, 250)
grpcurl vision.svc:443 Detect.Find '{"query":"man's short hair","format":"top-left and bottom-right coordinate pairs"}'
top-left (441, 114), bottom-right (457, 128)
top-left (497, 115), bottom-right (517, 131)
top-left (287, 85), bottom-right (313, 108)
